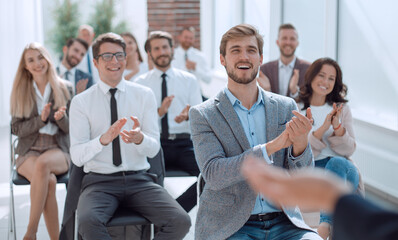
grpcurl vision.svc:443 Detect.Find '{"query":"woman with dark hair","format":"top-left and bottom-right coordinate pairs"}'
top-left (298, 57), bottom-right (360, 240)
top-left (121, 32), bottom-right (148, 81)
top-left (10, 42), bottom-right (73, 240)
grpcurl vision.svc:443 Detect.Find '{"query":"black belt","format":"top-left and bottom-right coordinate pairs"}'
top-left (161, 133), bottom-right (191, 140)
top-left (89, 170), bottom-right (146, 177)
top-left (248, 212), bottom-right (283, 222)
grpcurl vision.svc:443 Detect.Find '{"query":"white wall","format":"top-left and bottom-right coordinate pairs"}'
top-left (0, 0), bottom-right (44, 127)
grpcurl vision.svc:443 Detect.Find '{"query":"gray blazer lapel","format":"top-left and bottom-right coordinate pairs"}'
top-left (262, 90), bottom-right (278, 143)
top-left (215, 91), bottom-right (250, 150)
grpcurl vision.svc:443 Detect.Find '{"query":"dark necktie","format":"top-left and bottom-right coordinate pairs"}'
top-left (109, 88), bottom-right (122, 166)
top-left (161, 73), bottom-right (169, 139)
top-left (64, 71), bottom-right (70, 81)
top-left (87, 53), bottom-right (92, 74)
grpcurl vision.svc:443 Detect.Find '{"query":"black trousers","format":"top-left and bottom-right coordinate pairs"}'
top-left (76, 172), bottom-right (191, 240)
top-left (161, 138), bottom-right (200, 212)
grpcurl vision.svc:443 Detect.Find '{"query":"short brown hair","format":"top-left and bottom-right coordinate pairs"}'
top-left (180, 26), bottom-right (196, 35)
top-left (66, 38), bottom-right (89, 51)
top-left (147, 31), bottom-right (174, 52)
top-left (92, 32), bottom-right (126, 59)
top-left (278, 23), bottom-right (298, 38)
top-left (219, 24), bottom-right (263, 57)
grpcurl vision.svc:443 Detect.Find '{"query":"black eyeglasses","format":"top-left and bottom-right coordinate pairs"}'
top-left (97, 52), bottom-right (126, 62)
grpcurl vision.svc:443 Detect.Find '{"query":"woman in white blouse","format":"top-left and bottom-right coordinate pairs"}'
top-left (10, 42), bottom-right (73, 240)
top-left (121, 32), bottom-right (148, 81)
top-left (298, 57), bottom-right (360, 240)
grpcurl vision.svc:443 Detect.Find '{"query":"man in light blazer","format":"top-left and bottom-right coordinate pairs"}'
top-left (189, 24), bottom-right (322, 240)
top-left (259, 23), bottom-right (310, 99)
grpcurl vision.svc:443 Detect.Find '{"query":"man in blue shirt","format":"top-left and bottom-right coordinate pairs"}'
top-left (189, 24), bottom-right (322, 240)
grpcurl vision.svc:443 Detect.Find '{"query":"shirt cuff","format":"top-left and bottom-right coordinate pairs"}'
top-left (261, 144), bottom-right (274, 164)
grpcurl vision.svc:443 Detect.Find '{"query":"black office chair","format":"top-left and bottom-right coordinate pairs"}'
top-left (8, 132), bottom-right (69, 240)
top-left (74, 149), bottom-right (166, 240)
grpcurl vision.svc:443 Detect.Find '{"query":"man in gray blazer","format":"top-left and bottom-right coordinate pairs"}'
top-left (259, 23), bottom-right (311, 99)
top-left (189, 24), bottom-right (322, 240)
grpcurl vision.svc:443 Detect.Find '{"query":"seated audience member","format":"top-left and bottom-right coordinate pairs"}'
top-left (57, 38), bottom-right (93, 94)
top-left (298, 57), bottom-right (360, 239)
top-left (10, 42), bottom-right (73, 240)
top-left (172, 27), bottom-right (212, 99)
top-left (120, 32), bottom-right (148, 81)
top-left (76, 24), bottom-right (100, 83)
top-left (69, 32), bottom-right (190, 240)
top-left (189, 24), bottom-right (321, 240)
top-left (259, 23), bottom-right (310, 99)
top-left (136, 31), bottom-right (202, 213)
top-left (242, 156), bottom-right (398, 240)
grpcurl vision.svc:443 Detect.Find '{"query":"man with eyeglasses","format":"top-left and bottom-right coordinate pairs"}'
top-left (67, 32), bottom-right (191, 240)
top-left (136, 31), bottom-right (202, 214)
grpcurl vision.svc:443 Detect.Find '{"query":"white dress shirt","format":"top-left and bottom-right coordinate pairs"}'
top-left (58, 64), bottom-right (76, 86)
top-left (33, 82), bottom-right (58, 135)
top-left (278, 57), bottom-right (296, 97)
top-left (76, 46), bottom-right (100, 84)
top-left (69, 79), bottom-right (160, 173)
top-left (135, 67), bottom-right (202, 135)
top-left (172, 46), bottom-right (212, 87)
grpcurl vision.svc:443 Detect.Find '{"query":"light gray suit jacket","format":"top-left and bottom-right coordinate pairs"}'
top-left (189, 89), bottom-right (314, 240)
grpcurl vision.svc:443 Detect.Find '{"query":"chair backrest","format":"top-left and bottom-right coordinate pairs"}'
top-left (147, 148), bottom-right (166, 186)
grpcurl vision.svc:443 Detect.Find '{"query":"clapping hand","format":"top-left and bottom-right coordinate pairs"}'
top-left (120, 116), bottom-right (144, 144)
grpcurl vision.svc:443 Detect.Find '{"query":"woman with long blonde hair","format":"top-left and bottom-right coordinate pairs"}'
top-left (10, 42), bottom-right (73, 240)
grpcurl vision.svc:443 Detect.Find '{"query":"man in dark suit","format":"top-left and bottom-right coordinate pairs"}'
top-left (242, 156), bottom-right (398, 240)
top-left (57, 38), bottom-right (93, 94)
top-left (259, 23), bottom-right (310, 99)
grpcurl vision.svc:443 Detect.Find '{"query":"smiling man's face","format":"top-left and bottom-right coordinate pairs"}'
top-left (220, 36), bottom-right (263, 85)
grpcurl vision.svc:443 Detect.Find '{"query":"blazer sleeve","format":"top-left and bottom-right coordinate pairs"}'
top-left (333, 194), bottom-right (398, 240)
top-left (189, 106), bottom-right (264, 191)
top-left (328, 105), bottom-right (356, 157)
top-left (11, 115), bottom-right (46, 138)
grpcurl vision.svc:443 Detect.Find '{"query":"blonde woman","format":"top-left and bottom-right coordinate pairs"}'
top-left (121, 32), bottom-right (148, 81)
top-left (10, 42), bottom-right (73, 240)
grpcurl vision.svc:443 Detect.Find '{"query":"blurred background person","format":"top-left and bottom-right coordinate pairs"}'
top-left (57, 38), bottom-right (93, 95)
top-left (10, 42), bottom-right (73, 240)
top-left (172, 27), bottom-right (211, 100)
top-left (121, 32), bottom-right (148, 81)
top-left (76, 24), bottom-right (100, 83)
top-left (298, 57), bottom-right (361, 239)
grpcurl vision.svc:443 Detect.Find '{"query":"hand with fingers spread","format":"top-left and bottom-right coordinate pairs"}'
top-left (120, 116), bottom-right (144, 144)
top-left (158, 95), bottom-right (175, 117)
top-left (256, 71), bottom-right (271, 91)
top-left (289, 69), bottom-right (300, 95)
top-left (41, 102), bottom-right (52, 122)
top-left (76, 78), bottom-right (89, 94)
top-left (286, 108), bottom-right (313, 156)
top-left (174, 105), bottom-right (190, 123)
top-left (54, 106), bottom-right (67, 121)
top-left (100, 118), bottom-right (127, 146)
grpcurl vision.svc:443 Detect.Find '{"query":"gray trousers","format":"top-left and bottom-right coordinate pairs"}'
top-left (77, 172), bottom-right (191, 240)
